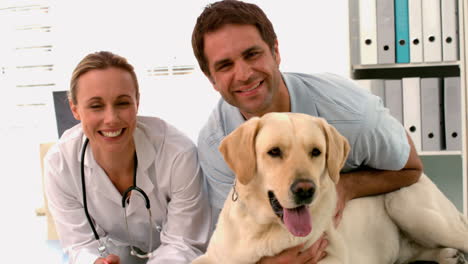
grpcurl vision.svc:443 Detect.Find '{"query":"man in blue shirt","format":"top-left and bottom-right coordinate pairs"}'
top-left (192, 1), bottom-right (423, 262)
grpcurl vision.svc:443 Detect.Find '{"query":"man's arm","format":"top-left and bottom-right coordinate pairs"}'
top-left (334, 132), bottom-right (423, 224)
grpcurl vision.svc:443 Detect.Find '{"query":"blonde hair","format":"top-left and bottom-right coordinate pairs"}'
top-left (69, 51), bottom-right (140, 104)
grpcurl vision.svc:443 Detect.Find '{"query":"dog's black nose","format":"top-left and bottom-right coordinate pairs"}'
top-left (291, 179), bottom-right (315, 205)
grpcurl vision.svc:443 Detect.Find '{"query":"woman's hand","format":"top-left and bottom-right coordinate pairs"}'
top-left (256, 234), bottom-right (328, 264)
top-left (94, 254), bottom-right (120, 264)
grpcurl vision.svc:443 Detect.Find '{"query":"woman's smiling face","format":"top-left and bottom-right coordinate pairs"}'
top-left (70, 67), bottom-right (139, 154)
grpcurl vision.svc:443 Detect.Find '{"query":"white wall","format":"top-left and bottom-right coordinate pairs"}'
top-left (48, 0), bottom-right (350, 141)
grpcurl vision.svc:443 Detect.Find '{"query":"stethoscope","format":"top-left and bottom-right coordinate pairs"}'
top-left (80, 137), bottom-right (155, 259)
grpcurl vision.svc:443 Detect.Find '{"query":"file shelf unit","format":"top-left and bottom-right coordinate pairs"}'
top-left (348, 0), bottom-right (467, 215)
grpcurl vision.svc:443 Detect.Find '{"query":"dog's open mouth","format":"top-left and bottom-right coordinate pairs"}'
top-left (268, 191), bottom-right (284, 219)
top-left (268, 191), bottom-right (312, 237)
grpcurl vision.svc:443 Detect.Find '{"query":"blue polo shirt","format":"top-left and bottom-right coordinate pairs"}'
top-left (197, 72), bottom-right (410, 211)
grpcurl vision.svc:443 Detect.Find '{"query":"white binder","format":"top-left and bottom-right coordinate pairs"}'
top-left (441, 0), bottom-right (459, 61)
top-left (376, 0), bottom-right (395, 64)
top-left (349, 0), bottom-right (361, 65)
top-left (421, 78), bottom-right (443, 151)
top-left (408, 0), bottom-right (423, 63)
top-left (359, 0), bottom-right (378, 64)
top-left (402, 77), bottom-right (422, 151)
top-left (356, 79), bottom-right (385, 102)
top-left (384, 79), bottom-right (403, 124)
top-left (444, 77), bottom-right (461, 150)
top-left (422, 0), bottom-right (442, 62)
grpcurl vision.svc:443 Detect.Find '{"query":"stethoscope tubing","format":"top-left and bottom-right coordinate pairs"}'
top-left (80, 138), bottom-right (151, 241)
top-left (81, 138), bottom-right (100, 240)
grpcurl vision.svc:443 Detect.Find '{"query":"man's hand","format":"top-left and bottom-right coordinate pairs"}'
top-left (94, 254), bottom-right (120, 264)
top-left (257, 234), bottom-right (328, 264)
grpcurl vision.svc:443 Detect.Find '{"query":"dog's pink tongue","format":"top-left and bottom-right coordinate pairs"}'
top-left (283, 206), bottom-right (312, 237)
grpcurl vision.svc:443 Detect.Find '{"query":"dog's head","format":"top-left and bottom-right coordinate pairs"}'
top-left (219, 112), bottom-right (349, 237)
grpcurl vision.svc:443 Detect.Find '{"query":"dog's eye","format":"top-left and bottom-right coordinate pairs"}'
top-left (267, 147), bottom-right (282, 158)
top-left (310, 148), bottom-right (321, 157)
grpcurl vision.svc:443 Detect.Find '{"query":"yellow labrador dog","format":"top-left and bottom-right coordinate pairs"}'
top-left (193, 112), bottom-right (468, 264)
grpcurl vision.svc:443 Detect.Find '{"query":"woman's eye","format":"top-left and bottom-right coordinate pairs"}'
top-left (310, 148), bottom-right (321, 157)
top-left (90, 104), bottom-right (102, 109)
top-left (267, 147), bottom-right (282, 158)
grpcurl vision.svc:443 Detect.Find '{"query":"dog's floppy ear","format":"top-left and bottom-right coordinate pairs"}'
top-left (219, 117), bottom-right (261, 185)
top-left (317, 118), bottom-right (350, 184)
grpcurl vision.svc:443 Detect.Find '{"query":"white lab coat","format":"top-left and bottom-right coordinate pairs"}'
top-left (44, 116), bottom-right (212, 264)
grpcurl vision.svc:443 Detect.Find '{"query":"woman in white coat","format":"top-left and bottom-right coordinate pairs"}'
top-left (44, 51), bottom-right (212, 264)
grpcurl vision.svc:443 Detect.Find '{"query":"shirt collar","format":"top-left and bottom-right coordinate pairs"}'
top-left (221, 72), bottom-right (319, 136)
top-left (77, 133), bottom-right (98, 168)
top-left (222, 102), bottom-right (246, 136)
top-left (76, 125), bottom-right (156, 171)
top-left (81, 125), bottom-right (156, 209)
top-left (133, 126), bottom-right (156, 196)
top-left (282, 72), bottom-right (318, 116)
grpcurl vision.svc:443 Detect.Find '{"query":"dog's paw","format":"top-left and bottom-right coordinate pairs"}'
top-left (437, 248), bottom-right (467, 264)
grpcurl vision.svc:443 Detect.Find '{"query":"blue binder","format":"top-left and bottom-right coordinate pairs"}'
top-left (394, 0), bottom-right (410, 63)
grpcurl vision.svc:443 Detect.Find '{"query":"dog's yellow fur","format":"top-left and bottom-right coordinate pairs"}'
top-left (193, 112), bottom-right (468, 264)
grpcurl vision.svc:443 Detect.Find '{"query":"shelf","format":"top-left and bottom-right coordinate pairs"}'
top-left (349, 0), bottom-right (467, 215)
top-left (348, 0), bottom-right (468, 216)
top-left (419, 150), bottom-right (463, 156)
top-left (353, 61), bottom-right (461, 70)
top-left (352, 63), bottom-right (461, 79)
